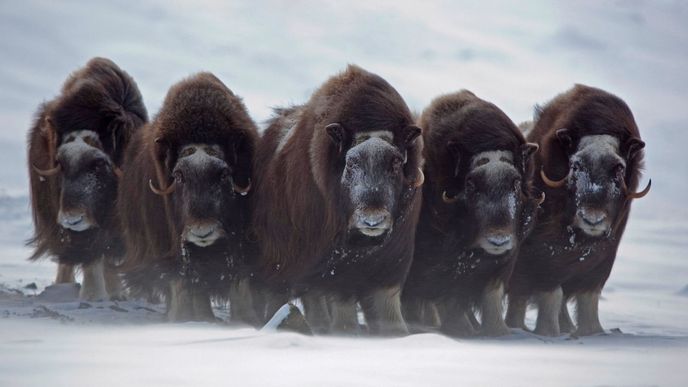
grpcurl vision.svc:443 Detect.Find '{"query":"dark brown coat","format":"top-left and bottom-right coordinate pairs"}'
top-left (403, 90), bottom-right (542, 336)
top-left (507, 84), bottom-right (648, 334)
top-left (251, 65), bottom-right (423, 333)
top-left (119, 73), bottom-right (258, 309)
top-left (27, 57), bottom-right (147, 266)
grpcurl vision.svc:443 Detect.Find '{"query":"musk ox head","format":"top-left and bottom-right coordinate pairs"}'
top-left (541, 130), bottom-right (650, 237)
top-left (326, 125), bottom-right (423, 245)
top-left (149, 141), bottom-right (251, 248)
top-left (443, 144), bottom-right (542, 255)
top-left (34, 126), bottom-right (121, 232)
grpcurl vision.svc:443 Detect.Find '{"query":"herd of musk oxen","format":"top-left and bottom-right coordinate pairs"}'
top-left (26, 57), bottom-right (651, 337)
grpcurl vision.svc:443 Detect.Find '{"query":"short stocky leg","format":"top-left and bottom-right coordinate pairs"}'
top-left (480, 283), bottom-right (510, 336)
top-left (439, 300), bottom-right (476, 337)
top-left (167, 279), bottom-right (194, 322)
top-left (505, 293), bottom-right (529, 330)
top-left (79, 257), bottom-right (108, 301)
top-left (559, 300), bottom-right (576, 334)
top-left (55, 263), bottom-right (75, 283)
top-left (329, 297), bottom-right (359, 335)
top-left (191, 288), bottom-right (215, 322)
top-left (262, 289), bottom-right (290, 324)
top-left (401, 296), bottom-right (425, 331)
top-left (360, 286), bottom-right (408, 336)
top-left (104, 263), bottom-right (125, 301)
top-left (466, 309), bottom-right (480, 331)
top-left (229, 277), bottom-right (259, 326)
top-left (301, 294), bottom-right (332, 334)
top-left (574, 290), bottom-right (604, 336)
top-left (534, 286), bottom-right (563, 337)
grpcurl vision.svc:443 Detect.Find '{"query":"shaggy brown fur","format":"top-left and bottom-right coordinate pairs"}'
top-left (251, 65), bottom-right (423, 335)
top-left (27, 57), bottom-right (147, 266)
top-left (403, 90), bottom-right (542, 336)
top-left (507, 84), bottom-right (646, 336)
top-left (118, 72), bottom-right (258, 322)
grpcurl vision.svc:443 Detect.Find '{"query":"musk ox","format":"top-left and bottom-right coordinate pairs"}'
top-left (119, 73), bottom-right (258, 323)
top-left (506, 84), bottom-right (650, 336)
top-left (402, 91), bottom-right (543, 337)
top-left (251, 65), bottom-right (424, 335)
top-left (27, 57), bottom-right (147, 300)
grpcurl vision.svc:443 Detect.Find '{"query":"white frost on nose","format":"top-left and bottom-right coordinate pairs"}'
top-left (572, 135), bottom-right (624, 197)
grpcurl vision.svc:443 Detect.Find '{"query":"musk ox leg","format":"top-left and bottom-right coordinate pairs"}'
top-left (104, 263), bottom-right (125, 301)
top-left (301, 294), bottom-right (332, 334)
top-left (534, 287), bottom-right (563, 337)
top-left (191, 288), bottom-right (215, 322)
top-left (401, 296), bottom-right (425, 331)
top-left (467, 309), bottom-right (480, 331)
top-left (55, 263), bottom-right (75, 283)
top-left (329, 297), bottom-right (359, 335)
top-left (167, 279), bottom-right (195, 322)
top-left (79, 257), bottom-right (108, 301)
top-left (480, 283), bottom-right (510, 337)
top-left (422, 302), bottom-right (442, 329)
top-left (573, 290), bottom-right (604, 336)
top-left (360, 286), bottom-right (408, 336)
top-left (229, 278), bottom-right (259, 326)
top-left (505, 293), bottom-right (529, 330)
top-left (439, 301), bottom-right (476, 337)
top-left (261, 290), bottom-right (291, 325)
top-left (559, 301), bottom-right (576, 334)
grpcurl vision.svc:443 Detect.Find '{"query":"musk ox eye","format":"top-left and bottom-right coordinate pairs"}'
top-left (476, 158), bottom-right (489, 167)
top-left (513, 178), bottom-right (522, 191)
top-left (465, 177), bottom-right (476, 193)
top-left (205, 146), bottom-right (220, 157)
top-left (173, 170), bottom-right (184, 184)
top-left (180, 147), bottom-right (196, 158)
top-left (613, 163), bottom-right (625, 176)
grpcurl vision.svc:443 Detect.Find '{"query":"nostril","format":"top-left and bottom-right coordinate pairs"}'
top-left (190, 226), bottom-right (215, 239)
top-left (67, 216), bottom-right (83, 226)
top-left (364, 216), bottom-right (385, 227)
top-left (487, 234), bottom-right (512, 247)
top-left (582, 213), bottom-right (606, 226)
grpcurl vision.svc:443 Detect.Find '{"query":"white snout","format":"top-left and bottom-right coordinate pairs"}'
top-left (57, 210), bottom-right (93, 232)
top-left (184, 222), bottom-right (223, 247)
top-left (574, 208), bottom-right (610, 237)
top-left (480, 233), bottom-right (514, 255)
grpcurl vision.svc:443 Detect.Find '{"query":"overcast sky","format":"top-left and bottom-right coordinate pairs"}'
top-left (1, 0), bottom-right (686, 218)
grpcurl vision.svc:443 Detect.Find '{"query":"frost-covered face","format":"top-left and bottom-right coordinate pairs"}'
top-left (341, 133), bottom-right (407, 244)
top-left (567, 135), bottom-right (626, 237)
top-left (55, 130), bottom-right (119, 232)
top-left (171, 144), bottom-right (233, 247)
top-left (463, 151), bottom-right (526, 255)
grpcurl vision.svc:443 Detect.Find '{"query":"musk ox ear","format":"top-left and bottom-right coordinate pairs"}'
top-left (447, 140), bottom-right (461, 177)
top-left (625, 137), bottom-right (645, 161)
top-left (326, 123), bottom-right (347, 153)
top-left (402, 125), bottom-right (421, 146)
top-left (555, 128), bottom-right (572, 148)
top-left (519, 142), bottom-right (539, 177)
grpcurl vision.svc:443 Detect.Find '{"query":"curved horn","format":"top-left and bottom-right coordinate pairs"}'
top-left (149, 178), bottom-right (176, 196)
top-left (232, 177), bottom-right (252, 196)
top-left (413, 167), bottom-right (425, 188)
top-left (442, 190), bottom-right (459, 204)
top-left (536, 191), bottom-right (546, 206)
top-left (32, 163), bottom-right (61, 177)
top-left (627, 179), bottom-right (651, 200)
top-left (540, 168), bottom-right (567, 188)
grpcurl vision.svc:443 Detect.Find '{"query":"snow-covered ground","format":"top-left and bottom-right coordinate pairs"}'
top-left (1, 1), bottom-right (687, 386)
